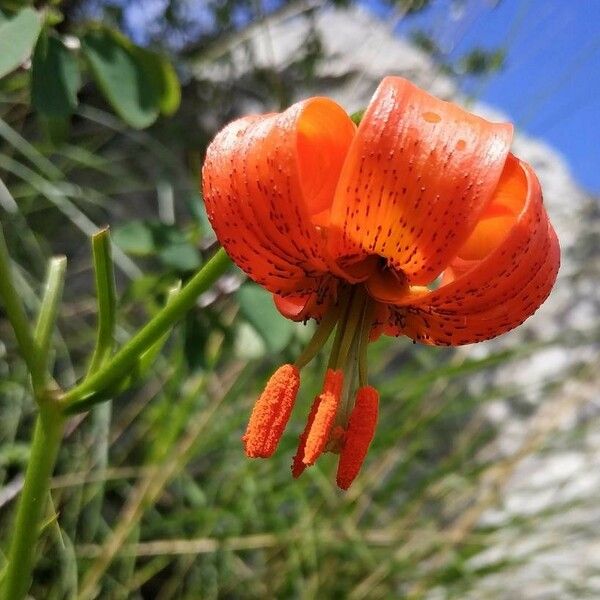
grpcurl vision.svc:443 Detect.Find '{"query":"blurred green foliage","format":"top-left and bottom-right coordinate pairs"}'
top-left (0, 1), bottom-right (181, 136)
top-left (0, 0), bottom-right (589, 598)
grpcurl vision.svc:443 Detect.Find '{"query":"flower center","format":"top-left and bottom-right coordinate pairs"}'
top-left (335, 253), bottom-right (427, 304)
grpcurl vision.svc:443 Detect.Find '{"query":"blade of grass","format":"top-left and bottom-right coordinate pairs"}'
top-left (0, 220), bottom-right (38, 388)
top-left (79, 402), bottom-right (112, 544)
top-left (77, 361), bottom-right (251, 599)
top-left (0, 154), bottom-right (142, 279)
top-left (0, 116), bottom-right (63, 181)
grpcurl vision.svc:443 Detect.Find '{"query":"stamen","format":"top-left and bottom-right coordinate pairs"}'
top-left (303, 369), bottom-right (344, 465)
top-left (331, 289), bottom-right (367, 370)
top-left (357, 300), bottom-right (376, 387)
top-left (243, 364), bottom-right (300, 458)
top-left (291, 395), bottom-right (319, 478)
top-left (323, 367), bottom-right (345, 397)
top-left (327, 288), bottom-right (355, 369)
top-left (336, 386), bottom-right (379, 490)
top-left (294, 308), bottom-right (339, 369)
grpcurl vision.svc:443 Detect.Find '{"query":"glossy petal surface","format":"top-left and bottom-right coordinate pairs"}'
top-left (202, 98), bottom-right (355, 296)
top-left (328, 77), bottom-right (513, 285)
top-left (385, 156), bottom-right (560, 345)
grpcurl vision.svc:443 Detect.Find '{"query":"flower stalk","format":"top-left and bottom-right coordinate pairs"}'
top-left (1, 405), bottom-right (65, 600)
top-left (61, 247), bottom-right (231, 412)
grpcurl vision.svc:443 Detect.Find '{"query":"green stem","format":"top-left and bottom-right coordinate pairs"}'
top-left (1, 406), bottom-right (65, 600)
top-left (33, 256), bottom-right (67, 390)
top-left (62, 248), bottom-right (231, 412)
top-left (86, 228), bottom-right (116, 376)
top-left (327, 288), bottom-right (354, 369)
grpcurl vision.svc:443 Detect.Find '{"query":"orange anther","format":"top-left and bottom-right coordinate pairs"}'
top-left (291, 368), bottom-right (344, 476)
top-left (243, 364), bottom-right (300, 458)
top-left (336, 386), bottom-right (379, 490)
top-left (303, 392), bottom-right (340, 465)
top-left (303, 369), bottom-right (343, 466)
top-left (322, 367), bottom-right (344, 398)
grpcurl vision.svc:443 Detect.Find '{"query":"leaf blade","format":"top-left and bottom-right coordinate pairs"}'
top-left (31, 34), bottom-right (80, 118)
top-left (0, 8), bottom-right (42, 80)
top-left (81, 28), bottom-right (160, 129)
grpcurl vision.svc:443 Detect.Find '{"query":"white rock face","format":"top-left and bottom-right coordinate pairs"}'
top-left (196, 6), bottom-right (600, 598)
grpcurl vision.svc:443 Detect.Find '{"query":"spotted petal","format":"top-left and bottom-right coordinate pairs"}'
top-left (202, 98), bottom-right (355, 296)
top-left (328, 76), bottom-right (513, 286)
top-left (385, 156), bottom-right (560, 345)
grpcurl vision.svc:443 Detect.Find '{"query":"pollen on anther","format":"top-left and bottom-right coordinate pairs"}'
top-left (302, 369), bottom-right (344, 465)
top-left (336, 386), bottom-right (379, 490)
top-left (243, 364), bottom-right (300, 458)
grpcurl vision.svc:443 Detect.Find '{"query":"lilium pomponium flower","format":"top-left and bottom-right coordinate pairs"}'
top-left (202, 76), bottom-right (559, 490)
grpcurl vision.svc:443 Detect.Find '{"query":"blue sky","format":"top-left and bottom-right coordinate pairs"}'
top-left (368, 0), bottom-right (600, 194)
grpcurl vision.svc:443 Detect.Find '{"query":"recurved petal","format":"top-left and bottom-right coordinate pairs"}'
top-left (385, 156), bottom-right (560, 345)
top-left (273, 284), bottom-right (336, 322)
top-left (202, 98), bottom-right (355, 296)
top-left (328, 76), bottom-right (513, 285)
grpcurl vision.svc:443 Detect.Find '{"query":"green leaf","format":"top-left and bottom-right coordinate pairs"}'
top-left (398, 0), bottom-right (432, 13)
top-left (237, 283), bottom-right (294, 354)
top-left (158, 242), bottom-right (201, 272)
top-left (0, 7), bottom-right (42, 80)
top-left (234, 322), bottom-right (266, 359)
top-left (39, 115), bottom-right (71, 146)
top-left (81, 28), bottom-right (160, 129)
top-left (113, 220), bottom-right (201, 272)
top-left (112, 220), bottom-right (155, 255)
top-left (187, 191), bottom-right (213, 236)
top-left (153, 225), bottom-right (201, 272)
top-left (459, 48), bottom-right (506, 75)
top-left (133, 46), bottom-right (181, 116)
top-left (121, 274), bottom-right (174, 307)
top-left (155, 57), bottom-right (181, 116)
top-left (31, 34), bottom-right (80, 118)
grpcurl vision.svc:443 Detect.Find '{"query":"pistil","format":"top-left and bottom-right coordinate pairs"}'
top-left (328, 286), bottom-right (373, 431)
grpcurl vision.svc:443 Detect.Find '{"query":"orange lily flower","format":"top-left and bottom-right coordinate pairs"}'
top-left (202, 76), bottom-right (559, 490)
